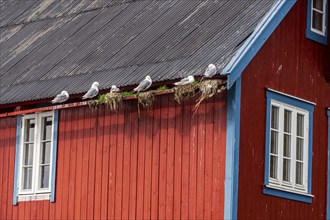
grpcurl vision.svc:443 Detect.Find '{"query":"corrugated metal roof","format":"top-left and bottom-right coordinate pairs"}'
top-left (0, 0), bottom-right (275, 104)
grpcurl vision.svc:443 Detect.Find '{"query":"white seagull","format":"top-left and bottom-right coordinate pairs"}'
top-left (82, 82), bottom-right (99, 99)
top-left (110, 85), bottom-right (120, 93)
top-left (204, 64), bottom-right (217, 78)
top-left (174, 75), bottom-right (195, 86)
top-left (133, 75), bottom-right (152, 92)
top-left (52, 91), bottom-right (69, 103)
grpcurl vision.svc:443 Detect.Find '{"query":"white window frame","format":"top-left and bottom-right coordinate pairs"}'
top-left (311, 0), bottom-right (327, 36)
top-left (268, 100), bottom-right (310, 194)
top-left (17, 111), bottom-right (55, 199)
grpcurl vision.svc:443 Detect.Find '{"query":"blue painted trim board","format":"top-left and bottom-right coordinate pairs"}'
top-left (327, 109), bottom-right (330, 219)
top-left (263, 89), bottom-right (314, 203)
top-left (224, 76), bottom-right (241, 220)
top-left (50, 110), bottom-right (59, 203)
top-left (306, 0), bottom-right (328, 45)
top-left (12, 115), bottom-right (21, 206)
top-left (221, 0), bottom-right (297, 89)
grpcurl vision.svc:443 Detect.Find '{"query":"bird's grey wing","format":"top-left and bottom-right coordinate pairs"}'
top-left (135, 79), bottom-right (151, 91)
top-left (53, 93), bottom-right (68, 103)
top-left (84, 87), bottom-right (98, 98)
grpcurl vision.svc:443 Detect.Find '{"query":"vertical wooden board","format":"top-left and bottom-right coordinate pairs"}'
top-left (48, 200), bottom-right (56, 219)
top-left (42, 200), bottom-right (49, 220)
top-left (165, 97), bottom-right (175, 220)
top-left (30, 201), bottom-right (37, 220)
top-left (129, 100), bottom-right (139, 220)
top-left (114, 108), bottom-right (125, 220)
top-left (107, 111), bottom-right (118, 219)
top-left (94, 107), bottom-right (105, 220)
top-left (0, 120), bottom-right (3, 219)
top-left (196, 100), bottom-right (206, 219)
top-left (80, 107), bottom-right (92, 220)
top-left (54, 110), bottom-right (66, 220)
top-left (61, 109), bottom-right (73, 219)
top-left (100, 108), bottom-right (111, 219)
top-left (67, 108), bottom-right (78, 219)
top-left (143, 105), bottom-right (154, 219)
top-left (158, 95), bottom-right (169, 219)
top-left (181, 101), bottom-right (192, 220)
top-left (189, 99), bottom-right (198, 220)
top-left (73, 107), bottom-right (85, 220)
top-left (136, 106), bottom-right (147, 220)
top-left (24, 202), bottom-right (31, 219)
top-left (122, 104), bottom-right (131, 219)
top-left (150, 99), bottom-right (161, 220)
top-left (204, 97), bottom-right (214, 220)
top-left (86, 109), bottom-right (98, 219)
top-left (18, 202), bottom-right (25, 220)
top-left (1, 118), bottom-right (10, 219)
top-left (36, 201), bottom-right (43, 220)
top-left (173, 99), bottom-right (183, 219)
top-left (6, 120), bottom-right (16, 219)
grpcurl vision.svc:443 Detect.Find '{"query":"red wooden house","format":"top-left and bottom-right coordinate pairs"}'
top-left (0, 0), bottom-right (329, 219)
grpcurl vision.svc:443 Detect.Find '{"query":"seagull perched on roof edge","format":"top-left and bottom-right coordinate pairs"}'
top-left (174, 75), bottom-right (195, 86)
top-left (52, 91), bottom-right (69, 103)
top-left (201, 64), bottom-right (217, 81)
top-left (110, 85), bottom-right (120, 93)
top-left (133, 75), bottom-right (152, 92)
top-left (82, 82), bottom-right (99, 99)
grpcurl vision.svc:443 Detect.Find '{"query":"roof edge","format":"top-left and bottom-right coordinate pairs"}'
top-left (221, 0), bottom-right (297, 89)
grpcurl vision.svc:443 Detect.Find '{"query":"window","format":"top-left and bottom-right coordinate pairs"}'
top-left (306, 0), bottom-right (328, 45)
top-left (13, 110), bottom-right (59, 204)
top-left (264, 89), bottom-right (314, 203)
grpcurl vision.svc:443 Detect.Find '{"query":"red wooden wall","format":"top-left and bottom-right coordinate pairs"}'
top-left (0, 93), bottom-right (226, 219)
top-left (238, 0), bottom-right (330, 219)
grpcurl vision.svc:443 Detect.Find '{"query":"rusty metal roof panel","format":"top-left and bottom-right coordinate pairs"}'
top-left (0, 0), bottom-right (275, 104)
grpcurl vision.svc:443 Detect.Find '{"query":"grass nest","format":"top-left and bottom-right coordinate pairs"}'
top-left (137, 91), bottom-right (155, 110)
top-left (104, 92), bottom-right (123, 111)
top-left (193, 80), bottom-right (226, 114)
top-left (174, 83), bottom-right (199, 104)
top-left (87, 100), bottom-right (100, 110)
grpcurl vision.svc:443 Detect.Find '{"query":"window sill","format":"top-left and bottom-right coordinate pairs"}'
top-left (18, 194), bottom-right (50, 202)
top-left (263, 185), bottom-right (313, 203)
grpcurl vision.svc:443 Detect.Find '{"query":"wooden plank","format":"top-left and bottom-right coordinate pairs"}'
top-left (181, 100), bottom-right (191, 220)
top-left (143, 105), bottom-right (154, 219)
top-left (129, 100), bottom-right (139, 219)
top-left (114, 107), bottom-right (125, 219)
top-left (30, 201), bottom-right (37, 220)
top-left (100, 108), bottom-right (111, 219)
top-left (196, 100), bottom-right (206, 219)
top-left (73, 107), bottom-right (85, 219)
top-left (107, 111), bottom-right (118, 219)
top-left (136, 105), bottom-right (147, 220)
top-left (0, 119), bottom-right (4, 219)
top-left (86, 108), bottom-right (98, 219)
top-left (36, 201), bottom-right (43, 220)
top-left (189, 98), bottom-right (198, 220)
top-left (1, 118), bottom-right (10, 219)
top-left (42, 200), bottom-right (49, 220)
top-left (150, 99), bottom-right (161, 219)
top-left (67, 107), bottom-right (78, 220)
top-left (7, 120), bottom-right (16, 219)
top-left (122, 104), bottom-right (132, 219)
top-left (158, 95), bottom-right (169, 219)
top-left (173, 99), bottom-right (183, 219)
top-left (204, 97), bottom-right (215, 220)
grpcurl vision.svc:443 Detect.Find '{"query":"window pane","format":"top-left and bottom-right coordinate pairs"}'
top-left (296, 138), bottom-right (304, 161)
top-left (42, 117), bottom-right (53, 140)
top-left (39, 165), bottom-right (50, 189)
top-left (283, 134), bottom-right (291, 157)
top-left (284, 110), bottom-right (292, 133)
top-left (313, 0), bottom-right (323, 11)
top-left (24, 119), bottom-right (35, 142)
top-left (271, 131), bottom-right (278, 154)
top-left (22, 167), bottom-right (33, 190)
top-left (270, 156), bottom-right (278, 179)
top-left (40, 142), bottom-right (51, 164)
top-left (312, 11), bottom-right (323, 31)
top-left (23, 144), bottom-right (34, 165)
top-left (296, 162), bottom-right (303, 185)
top-left (283, 159), bottom-right (291, 182)
top-left (271, 106), bottom-right (279, 129)
top-left (297, 114), bottom-right (304, 137)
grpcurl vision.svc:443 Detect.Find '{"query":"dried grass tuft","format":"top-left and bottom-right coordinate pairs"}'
top-left (174, 83), bottom-right (198, 104)
top-left (87, 100), bottom-right (100, 110)
top-left (138, 91), bottom-right (155, 110)
top-left (104, 92), bottom-right (123, 111)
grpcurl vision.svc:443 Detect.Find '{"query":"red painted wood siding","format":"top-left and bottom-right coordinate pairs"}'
top-left (0, 93), bottom-right (226, 219)
top-left (238, 0), bottom-right (330, 219)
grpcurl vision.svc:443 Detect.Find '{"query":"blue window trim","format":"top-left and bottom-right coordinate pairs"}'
top-left (12, 115), bottom-right (21, 206)
top-left (327, 109), bottom-right (330, 219)
top-left (263, 89), bottom-right (314, 203)
top-left (306, 0), bottom-right (328, 45)
top-left (12, 110), bottom-right (59, 204)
